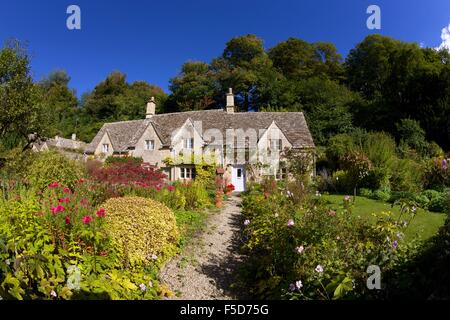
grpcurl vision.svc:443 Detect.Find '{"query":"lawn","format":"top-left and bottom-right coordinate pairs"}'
top-left (323, 194), bottom-right (447, 242)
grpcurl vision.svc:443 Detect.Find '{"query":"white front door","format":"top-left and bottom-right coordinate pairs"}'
top-left (231, 165), bottom-right (246, 192)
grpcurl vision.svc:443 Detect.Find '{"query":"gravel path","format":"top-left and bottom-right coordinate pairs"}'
top-left (159, 195), bottom-right (246, 300)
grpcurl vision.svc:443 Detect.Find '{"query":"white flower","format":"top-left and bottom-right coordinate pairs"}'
top-left (295, 280), bottom-right (303, 290)
top-left (148, 280), bottom-right (153, 288)
top-left (315, 265), bottom-right (324, 273)
top-left (139, 283), bottom-right (147, 291)
top-left (295, 245), bottom-right (304, 254)
top-left (5, 259), bottom-right (10, 266)
top-left (244, 219), bottom-right (250, 226)
top-left (274, 213), bottom-right (279, 218)
top-left (151, 254), bottom-right (158, 261)
top-left (50, 290), bottom-right (57, 298)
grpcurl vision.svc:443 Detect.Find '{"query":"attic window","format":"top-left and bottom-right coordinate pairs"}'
top-left (102, 144), bottom-right (109, 153)
top-left (183, 138), bottom-right (194, 149)
top-left (269, 139), bottom-right (282, 151)
top-left (145, 140), bottom-right (155, 150)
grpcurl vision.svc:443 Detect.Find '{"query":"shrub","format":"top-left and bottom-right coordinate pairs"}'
top-left (423, 157), bottom-right (450, 190)
top-left (104, 156), bottom-right (143, 166)
top-left (101, 196), bottom-right (180, 266)
top-left (390, 158), bottom-right (423, 192)
top-left (90, 161), bottom-right (167, 188)
top-left (178, 181), bottom-right (211, 209)
top-left (359, 188), bottom-right (373, 198)
top-left (427, 192), bottom-right (450, 213)
top-left (28, 151), bottom-right (85, 191)
top-left (372, 189), bottom-right (391, 202)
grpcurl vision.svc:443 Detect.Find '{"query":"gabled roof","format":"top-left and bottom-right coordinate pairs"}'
top-left (85, 110), bottom-right (315, 153)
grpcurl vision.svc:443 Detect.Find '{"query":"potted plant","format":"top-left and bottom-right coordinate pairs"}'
top-left (215, 189), bottom-right (223, 208)
top-left (225, 183), bottom-right (235, 196)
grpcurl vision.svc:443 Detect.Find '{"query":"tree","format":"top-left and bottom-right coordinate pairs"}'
top-left (211, 34), bottom-right (277, 111)
top-left (39, 70), bottom-right (78, 138)
top-left (169, 61), bottom-right (217, 111)
top-left (0, 40), bottom-right (46, 151)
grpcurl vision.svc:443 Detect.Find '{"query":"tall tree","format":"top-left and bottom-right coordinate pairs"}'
top-left (169, 61), bottom-right (217, 111)
top-left (0, 40), bottom-right (45, 151)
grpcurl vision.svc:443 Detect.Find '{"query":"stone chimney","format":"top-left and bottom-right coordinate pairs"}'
top-left (226, 88), bottom-right (235, 113)
top-left (146, 97), bottom-right (156, 118)
top-left (71, 133), bottom-right (77, 141)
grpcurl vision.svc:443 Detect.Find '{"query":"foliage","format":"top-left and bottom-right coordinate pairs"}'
top-left (101, 196), bottom-right (180, 267)
top-left (0, 40), bottom-right (47, 149)
top-left (104, 156), bottom-right (143, 166)
top-left (239, 187), bottom-right (420, 299)
top-left (28, 151), bottom-right (86, 191)
top-left (423, 157), bottom-right (450, 190)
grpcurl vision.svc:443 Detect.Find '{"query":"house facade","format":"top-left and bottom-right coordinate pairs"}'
top-left (85, 89), bottom-right (316, 191)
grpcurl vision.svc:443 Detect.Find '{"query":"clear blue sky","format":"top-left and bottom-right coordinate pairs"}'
top-left (1, 0), bottom-right (449, 97)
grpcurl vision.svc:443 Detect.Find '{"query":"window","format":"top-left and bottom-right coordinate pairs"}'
top-left (145, 140), bottom-right (155, 150)
top-left (237, 168), bottom-right (243, 178)
top-left (269, 139), bottom-right (282, 151)
top-left (183, 138), bottom-right (194, 149)
top-left (102, 143), bottom-right (109, 153)
top-left (180, 167), bottom-right (196, 179)
top-left (275, 167), bottom-right (288, 180)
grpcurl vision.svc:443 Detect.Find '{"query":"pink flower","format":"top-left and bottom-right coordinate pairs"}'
top-left (96, 208), bottom-right (106, 218)
top-left (344, 196), bottom-right (351, 201)
top-left (48, 182), bottom-right (60, 189)
top-left (287, 219), bottom-right (295, 227)
top-left (51, 205), bottom-right (65, 215)
top-left (82, 215), bottom-right (93, 224)
top-left (63, 187), bottom-right (71, 194)
top-left (315, 265), bottom-right (324, 273)
top-left (59, 197), bottom-right (70, 203)
top-left (295, 245), bottom-right (304, 254)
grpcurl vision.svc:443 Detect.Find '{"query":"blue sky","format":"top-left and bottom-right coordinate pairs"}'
top-left (1, 0), bottom-right (449, 97)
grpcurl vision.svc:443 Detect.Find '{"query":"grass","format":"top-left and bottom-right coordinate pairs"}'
top-left (323, 194), bottom-right (447, 242)
top-left (174, 209), bottom-right (208, 248)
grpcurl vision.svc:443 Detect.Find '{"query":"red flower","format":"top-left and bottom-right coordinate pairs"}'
top-left (82, 215), bottom-right (93, 224)
top-left (59, 197), bottom-right (70, 203)
top-left (155, 185), bottom-right (161, 191)
top-left (167, 185), bottom-right (175, 192)
top-left (65, 215), bottom-right (71, 225)
top-left (48, 182), bottom-right (60, 189)
top-left (96, 208), bottom-right (106, 218)
top-left (51, 205), bottom-right (65, 215)
top-left (63, 187), bottom-right (71, 194)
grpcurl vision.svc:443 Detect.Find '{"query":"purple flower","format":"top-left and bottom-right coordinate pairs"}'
top-left (139, 283), bottom-right (147, 291)
top-left (288, 283), bottom-right (296, 292)
top-left (392, 240), bottom-right (398, 250)
top-left (315, 265), bottom-right (324, 273)
top-left (442, 159), bottom-right (447, 170)
top-left (287, 219), bottom-right (295, 227)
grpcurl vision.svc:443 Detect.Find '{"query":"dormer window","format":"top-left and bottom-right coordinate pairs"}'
top-left (145, 140), bottom-right (155, 150)
top-left (269, 139), bottom-right (282, 151)
top-left (183, 138), bottom-right (194, 149)
top-left (102, 143), bottom-right (109, 153)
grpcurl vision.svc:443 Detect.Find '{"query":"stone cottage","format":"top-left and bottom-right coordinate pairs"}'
top-left (85, 89), bottom-right (315, 191)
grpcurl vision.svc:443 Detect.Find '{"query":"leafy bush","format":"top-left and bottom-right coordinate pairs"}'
top-left (104, 156), bottom-right (143, 166)
top-left (177, 181), bottom-right (212, 209)
top-left (427, 193), bottom-right (450, 213)
top-left (101, 196), bottom-right (180, 266)
top-left (423, 157), bottom-right (450, 191)
top-left (372, 189), bottom-right (391, 202)
top-left (389, 158), bottom-right (423, 193)
top-left (28, 151), bottom-right (85, 190)
top-left (240, 187), bottom-right (418, 300)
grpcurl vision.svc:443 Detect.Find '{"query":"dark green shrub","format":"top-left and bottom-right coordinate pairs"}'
top-left (104, 156), bottom-right (143, 166)
top-left (372, 189), bottom-right (391, 202)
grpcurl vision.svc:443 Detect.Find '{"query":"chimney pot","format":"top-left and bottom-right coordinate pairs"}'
top-left (226, 88), bottom-right (235, 113)
top-left (146, 97), bottom-right (156, 118)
